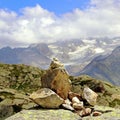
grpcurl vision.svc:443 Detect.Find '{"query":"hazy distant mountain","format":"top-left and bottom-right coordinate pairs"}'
top-left (0, 43), bottom-right (51, 68)
top-left (79, 46), bottom-right (120, 86)
top-left (0, 37), bottom-right (120, 75)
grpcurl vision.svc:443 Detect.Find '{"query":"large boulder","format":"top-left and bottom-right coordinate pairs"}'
top-left (30, 88), bottom-right (64, 108)
top-left (41, 58), bottom-right (71, 99)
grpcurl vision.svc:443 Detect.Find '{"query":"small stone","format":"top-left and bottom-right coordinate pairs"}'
top-left (64, 99), bottom-right (72, 105)
top-left (50, 58), bottom-right (64, 69)
top-left (92, 111), bottom-right (102, 116)
top-left (85, 108), bottom-right (92, 115)
top-left (72, 97), bottom-right (81, 104)
top-left (78, 108), bottom-right (92, 117)
top-left (62, 103), bottom-right (75, 111)
top-left (72, 102), bottom-right (83, 110)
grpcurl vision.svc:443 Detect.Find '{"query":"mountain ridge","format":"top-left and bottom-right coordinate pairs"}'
top-left (0, 37), bottom-right (120, 85)
top-left (0, 37), bottom-right (120, 71)
top-left (79, 46), bottom-right (120, 86)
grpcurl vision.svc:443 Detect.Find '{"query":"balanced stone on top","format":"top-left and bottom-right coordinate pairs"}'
top-left (41, 58), bottom-right (71, 100)
top-left (50, 58), bottom-right (64, 69)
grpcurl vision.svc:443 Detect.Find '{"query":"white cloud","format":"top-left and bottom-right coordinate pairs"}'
top-left (0, 0), bottom-right (120, 48)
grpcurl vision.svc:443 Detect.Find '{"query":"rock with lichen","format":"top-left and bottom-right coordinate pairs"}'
top-left (6, 109), bottom-right (81, 120)
top-left (1, 60), bottom-right (120, 120)
top-left (30, 88), bottom-right (64, 108)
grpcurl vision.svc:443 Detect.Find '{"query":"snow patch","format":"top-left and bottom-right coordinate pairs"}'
top-left (82, 39), bottom-right (96, 44)
top-left (69, 45), bottom-right (90, 55)
top-left (95, 48), bottom-right (104, 53)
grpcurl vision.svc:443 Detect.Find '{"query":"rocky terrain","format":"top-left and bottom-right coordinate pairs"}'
top-left (0, 63), bottom-right (44, 92)
top-left (0, 60), bottom-right (120, 120)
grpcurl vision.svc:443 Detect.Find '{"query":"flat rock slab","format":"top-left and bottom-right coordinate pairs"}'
top-left (6, 109), bottom-right (81, 120)
top-left (5, 106), bottom-right (120, 120)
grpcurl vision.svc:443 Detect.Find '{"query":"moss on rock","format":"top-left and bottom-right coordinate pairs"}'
top-left (0, 63), bottom-right (44, 93)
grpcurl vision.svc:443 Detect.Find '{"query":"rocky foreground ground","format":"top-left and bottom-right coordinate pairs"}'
top-left (0, 59), bottom-right (120, 120)
top-left (5, 106), bottom-right (120, 120)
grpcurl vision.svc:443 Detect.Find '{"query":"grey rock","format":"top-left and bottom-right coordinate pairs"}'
top-left (6, 109), bottom-right (81, 120)
top-left (83, 86), bottom-right (98, 106)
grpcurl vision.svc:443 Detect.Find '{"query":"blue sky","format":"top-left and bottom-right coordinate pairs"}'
top-left (0, 0), bottom-right (120, 48)
top-left (0, 0), bottom-right (90, 15)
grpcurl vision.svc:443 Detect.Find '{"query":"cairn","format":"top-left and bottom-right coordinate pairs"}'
top-left (30, 58), bottom-right (100, 117)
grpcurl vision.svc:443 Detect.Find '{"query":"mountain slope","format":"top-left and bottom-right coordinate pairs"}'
top-left (79, 46), bottom-right (120, 86)
top-left (0, 63), bottom-right (120, 108)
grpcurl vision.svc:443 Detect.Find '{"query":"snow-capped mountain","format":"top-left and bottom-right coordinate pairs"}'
top-left (48, 37), bottom-right (120, 74)
top-left (0, 37), bottom-right (120, 75)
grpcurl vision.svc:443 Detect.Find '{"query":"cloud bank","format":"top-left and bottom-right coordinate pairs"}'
top-left (0, 0), bottom-right (120, 47)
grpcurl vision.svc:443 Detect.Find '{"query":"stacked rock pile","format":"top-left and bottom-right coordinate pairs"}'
top-left (30, 58), bottom-right (101, 117)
